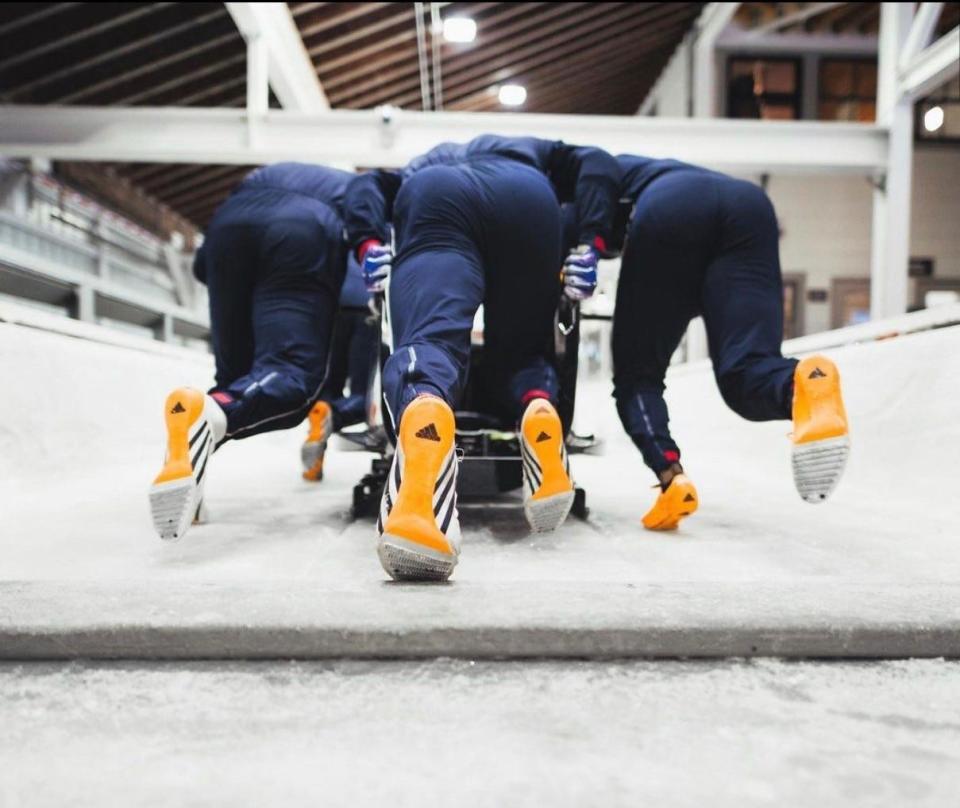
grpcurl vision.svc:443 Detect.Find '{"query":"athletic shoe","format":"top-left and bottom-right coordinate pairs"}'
top-left (791, 355), bottom-right (850, 503)
top-left (378, 396), bottom-right (460, 581)
top-left (642, 474), bottom-right (698, 531)
top-left (519, 398), bottom-right (575, 532)
top-left (302, 400), bottom-right (332, 481)
top-left (149, 387), bottom-right (223, 541)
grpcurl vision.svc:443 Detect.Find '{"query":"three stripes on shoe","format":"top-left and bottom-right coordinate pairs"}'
top-left (377, 422), bottom-right (458, 537)
top-left (520, 429), bottom-right (570, 496)
top-left (181, 402), bottom-right (212, 484)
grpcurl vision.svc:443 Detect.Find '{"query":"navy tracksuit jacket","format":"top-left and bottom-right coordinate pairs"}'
top-left (611, 155), bottom-right (798, 474)
top-left (193, 163), bottom-right (351, 440)
top-left (344, 135), bottom-right (620, 429)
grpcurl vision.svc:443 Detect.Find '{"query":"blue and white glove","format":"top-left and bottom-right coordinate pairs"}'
top-left (562, 244), bottom-right (599, 301)
top-left (359, 240), bottom-right (393, 293)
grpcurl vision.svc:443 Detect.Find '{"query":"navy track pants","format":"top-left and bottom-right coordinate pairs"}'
top-left (384, 158), bottom-right (562, 429)
top-left (612, 169), bottom-right (798, 474)
top-left (201, 187), bottom-right (345, 440)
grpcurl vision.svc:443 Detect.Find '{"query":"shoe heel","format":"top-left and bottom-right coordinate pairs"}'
top-left (380, 397), bottom-right (458, 581)
top-left (792, 357), bottom-right (849, 503)
top-left (792, 435), bottom-right (850, 503)
top-left (378, 534), bottom-right (457, 582)
top-left (150, 477), bottom-right (197, 542)
top-left (150, 388), bottom-right (209, 541)
top-left (521, 400), bottom-right (574, 532)
top-left (524, 490), bottom-right (575, 533)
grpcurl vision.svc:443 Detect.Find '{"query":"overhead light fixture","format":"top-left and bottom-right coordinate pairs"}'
top-left (498, 84), bottom-right (527, 106)
top-left (924, 105), bottom-right (944, 132)
top-left (443, 16), bottom-right (476, 43)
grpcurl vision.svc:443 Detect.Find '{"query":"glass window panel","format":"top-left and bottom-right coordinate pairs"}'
top-left (855, 63), bottom-right (878, 97)
top-left (761, 103), bottom-right (796, 120)
top-left (760, 61), bottom-right (797, 94)
top-left (821, 62), bottom-right (854, 97)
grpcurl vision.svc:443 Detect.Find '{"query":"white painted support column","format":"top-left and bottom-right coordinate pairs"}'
top-left (246, 34), bottom-right (268, 146)
top-left (155, 313), bottom-right (175, 344)
top-left (870, 3), bottom-right (918, 320)
top-left (95, 240), bottom-right (109, 280)
top-left (898, 26), bottom-right (960, 100)
top-left (899, 3), bottom-right (945, 67)
top-left (692, 3), bottom-right (740, 118)
top-left (226, 2), bottom-right (328, 112)
top-left (687, 4), bottom-right (739, 359)
top-left (74, 284), bottom-right (95, 323)
top-left (163, 243), bottom-right (195, 309)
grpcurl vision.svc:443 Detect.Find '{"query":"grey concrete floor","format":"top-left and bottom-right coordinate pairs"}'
top-left (1, 659), bottom-right (959, 808)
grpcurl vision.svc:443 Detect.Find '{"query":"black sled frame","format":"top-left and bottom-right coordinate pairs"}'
top-left (351, 295), bottom-right (590, 521)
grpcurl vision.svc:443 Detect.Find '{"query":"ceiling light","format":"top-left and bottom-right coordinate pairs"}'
top-left (924, 105), bottom-right (944, 132)
top-left (443, 17), bottom-right (476, 43)
top-left (498, 84), bottom-right (527, 106)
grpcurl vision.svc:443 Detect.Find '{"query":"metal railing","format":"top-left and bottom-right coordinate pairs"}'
top-left (0, 167), bottom-right (209, 348)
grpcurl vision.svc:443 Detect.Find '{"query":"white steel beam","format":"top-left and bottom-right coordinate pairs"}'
top-left (637, 32), bottom-right (693, 116)
top-left (716, 28), bottom-right (878, 56)
top-left (693, 2), bottom-right (741, 117)
top-left (226, 2), bottom-right (328, 112)
top-left (898, 26), bottom-right (960, 101)
top-left (898, 3), bottom-right (944, 68)
top-left (870, 2), bottom-right (915, 320)
top-left (246, 35), bottom-right (269, 117)
top-left (0, 105), bottom-right (890, 174)
top-left (744, 2), bottom-right (844, 36)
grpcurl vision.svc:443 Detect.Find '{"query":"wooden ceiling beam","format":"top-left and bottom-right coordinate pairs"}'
top-left (424, 7), bottom-right (695, 111)
top-left (342, 2), bottom-right (649, 108)
top-left (320, 2), bottom-right (532, 91)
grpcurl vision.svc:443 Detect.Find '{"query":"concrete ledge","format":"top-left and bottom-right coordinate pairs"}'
top-left (3, 582), bottom-right (958, 660)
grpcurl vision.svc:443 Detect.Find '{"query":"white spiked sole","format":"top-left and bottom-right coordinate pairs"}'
top-left (792, 435), bottom-right (850, 504)
top-left (301, 441), bottom-right (324, 472)
top-left (149, 476), bottom-right (201, 542)
top-left (524, 489), bottom-right (575, 533)
top-left (378, 534), bottom-right (458, 582)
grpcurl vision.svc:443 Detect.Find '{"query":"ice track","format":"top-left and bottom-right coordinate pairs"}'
top-left (2, 305), bottom-right (960, 807)
top-left (1, 306), bottom-right (958, 658)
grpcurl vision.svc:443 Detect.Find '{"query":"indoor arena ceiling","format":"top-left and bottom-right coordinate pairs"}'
top-left (1, 2), bottom-right (957, 235)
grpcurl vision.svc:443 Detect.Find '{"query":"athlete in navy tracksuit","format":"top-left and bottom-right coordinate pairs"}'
top-left (193, 162), bottom-right (351, 440)
top-left (344, 134), bottom-right (621, 431)
top-left (603, 155), bottom-right (849, 530)
top-left (612, 156), bottom-right (797, 476)
top-left (149, 162), bottom-right (352, 542)
top-left (345, 135), bottom-right (621, 580)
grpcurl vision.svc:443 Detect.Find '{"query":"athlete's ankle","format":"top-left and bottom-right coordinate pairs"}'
top-left (657, 462), bottom-right (684, 491)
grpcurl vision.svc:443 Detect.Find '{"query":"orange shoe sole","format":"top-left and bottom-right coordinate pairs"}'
top-left (792, 356), bottom-right (850, 503)
top-left (150, 388), bottom-right (211, 541)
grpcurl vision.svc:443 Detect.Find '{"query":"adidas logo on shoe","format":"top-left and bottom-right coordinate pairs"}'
top-left (536, 431), bottom-right (551, 443)
top-left (415, 422), bottom-right (441, 441)
top-left (170, 401), bottom-right (186, 414)
top-left (808, 367), bottom-right (827, 379)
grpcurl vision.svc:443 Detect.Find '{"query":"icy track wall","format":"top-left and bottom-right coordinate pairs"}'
top-left (0, 305), bottom-right (213, 488)
top-left (1, 300), bottom-right (959, 511)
